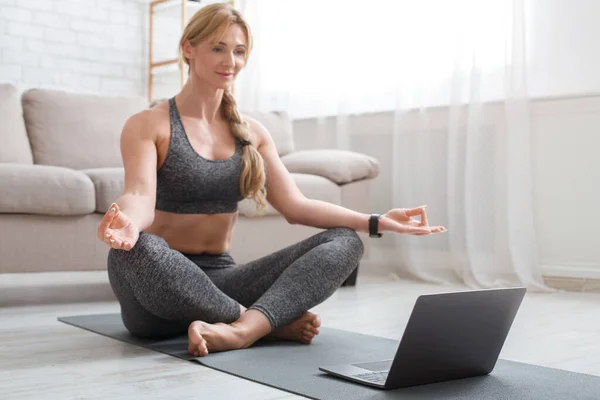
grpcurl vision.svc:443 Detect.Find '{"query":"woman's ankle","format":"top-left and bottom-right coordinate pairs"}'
top-left (230, 309), bottom-right (272, 347)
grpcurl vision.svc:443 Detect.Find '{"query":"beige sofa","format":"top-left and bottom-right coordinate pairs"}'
top-left (0, 84), bottom-right (380, 285)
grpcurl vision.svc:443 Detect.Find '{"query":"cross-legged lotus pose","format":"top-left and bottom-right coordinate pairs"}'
top-left (97, 3), bottom-right (446, 357)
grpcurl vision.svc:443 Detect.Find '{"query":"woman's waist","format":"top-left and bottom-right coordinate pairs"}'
top-left (143, 210), bottom-right (237, 254)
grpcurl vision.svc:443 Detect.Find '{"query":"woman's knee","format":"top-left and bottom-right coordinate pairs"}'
top-left (324, 227), bottom-right (365, 257)
top-left (107, 232), bottom-right (168, 274)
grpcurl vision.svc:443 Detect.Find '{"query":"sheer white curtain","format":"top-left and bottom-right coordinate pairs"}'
top-left (236, 0), bottom-right (550, 290)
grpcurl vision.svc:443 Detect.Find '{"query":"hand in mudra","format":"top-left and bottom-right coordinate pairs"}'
top-left (381, 206), bottom-right (446, 236)
top-left (97, 203), bottom-right (139, 251)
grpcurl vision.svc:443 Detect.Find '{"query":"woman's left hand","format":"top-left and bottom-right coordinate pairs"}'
top-left (380, 205), bottom-right (447, 236)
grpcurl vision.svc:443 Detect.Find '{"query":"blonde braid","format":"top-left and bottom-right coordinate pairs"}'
top-left (221, 89), bottom-right (267, 215)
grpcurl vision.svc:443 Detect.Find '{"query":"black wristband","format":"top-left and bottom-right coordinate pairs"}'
top-left (369, 214), bottom-right (382, 238)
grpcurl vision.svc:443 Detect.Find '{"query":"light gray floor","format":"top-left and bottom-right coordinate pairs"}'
top-left (1, 270), bottom-right (599, 399)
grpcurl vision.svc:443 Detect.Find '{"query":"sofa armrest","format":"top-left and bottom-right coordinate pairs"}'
top-left (280, 149), bottom-right (380, 185)
top-left (0, 163), bottom-right (95, 215)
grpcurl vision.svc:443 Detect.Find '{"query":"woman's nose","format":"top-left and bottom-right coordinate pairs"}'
top-left (223, 52), bottom-right (235, 67)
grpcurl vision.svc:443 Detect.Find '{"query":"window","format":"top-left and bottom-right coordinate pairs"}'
top-left (239, 0), bottom-right (513, 118)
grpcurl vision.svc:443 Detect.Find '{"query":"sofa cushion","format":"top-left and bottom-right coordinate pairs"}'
top-left (238, 173), bottom-right (341, 217)
top-left (281, 149), bottom-right (380, 184)
top-left (80, 168), bottom-right (125, 213)
top-left (242, 110), bottom-right (294, 156)
top-left (0, 164), bottom-right (95, 215)
top-left (0, 84), bottom-right (34, 164)
top-left (21, 89), bottom-right (148, 169)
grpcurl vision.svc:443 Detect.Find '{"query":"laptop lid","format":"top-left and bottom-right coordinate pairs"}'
top-left (384, 287), bottom-right (526, 389)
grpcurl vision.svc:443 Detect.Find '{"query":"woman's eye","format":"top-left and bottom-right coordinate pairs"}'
top-left (212, 48), bottom-right (245, 56)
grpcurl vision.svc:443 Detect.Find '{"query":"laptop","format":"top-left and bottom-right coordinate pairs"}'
top-left (319, 287), bottom-right (526, 390)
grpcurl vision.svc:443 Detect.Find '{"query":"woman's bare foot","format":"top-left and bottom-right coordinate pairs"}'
top-left (266, 312), bottom-right (321, 344)
top-left (188, 321), bottom-right (248, 357)
top-left (187, 311), bottom-right (321, 357)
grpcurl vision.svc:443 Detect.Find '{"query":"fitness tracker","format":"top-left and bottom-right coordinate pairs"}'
top-left (369, 214), bottom-right (382, 238)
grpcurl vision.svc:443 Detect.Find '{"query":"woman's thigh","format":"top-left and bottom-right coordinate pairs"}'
top-left (204, 227), bottom-right (364, 307)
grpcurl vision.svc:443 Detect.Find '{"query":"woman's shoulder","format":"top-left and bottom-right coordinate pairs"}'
top-left (127, 100), bottom-right (168, 121)
top-left (116, 103), bottom-right (171, 151)
top-left (124, 100), bottom-right (170, 138)
top-left (144, 99), bottom-right (170, 122)
top-left (240, 113), bottom-right (270, 148)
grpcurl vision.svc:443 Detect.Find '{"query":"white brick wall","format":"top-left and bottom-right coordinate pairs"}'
top-left (0, 0), bottom-right (148, 97)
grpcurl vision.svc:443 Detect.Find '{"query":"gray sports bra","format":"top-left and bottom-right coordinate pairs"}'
top-left (155, 98), bottom-right (246, 214)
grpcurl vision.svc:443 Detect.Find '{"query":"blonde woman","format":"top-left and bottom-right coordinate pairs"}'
top-left (97, 3), bottom-right (445, 357)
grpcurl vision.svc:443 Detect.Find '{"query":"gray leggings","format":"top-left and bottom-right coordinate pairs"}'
top-left (107, 227), bottom-right (364, 339)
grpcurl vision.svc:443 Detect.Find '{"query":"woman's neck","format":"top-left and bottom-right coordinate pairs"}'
top-left (176, 79), bottom-right (224, 124)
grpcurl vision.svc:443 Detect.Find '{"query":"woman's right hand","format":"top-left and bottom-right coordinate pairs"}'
top-left (97, 203), bottom-right (140, 251)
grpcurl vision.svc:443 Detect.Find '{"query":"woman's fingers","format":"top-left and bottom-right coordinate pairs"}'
top-left (103, 230), bottom-right (113, 245)
top-left (410, 226), bottom-right (446, 235)
top-left (389, 206), bottom-right (446, 234)
top-left (390, 219), bottom-right (446, 235)
top-left (104, 232), bottom-right (134, 250)
top-left (103, 229), bottom-right (117, 246)
top-left (406, 218), bottom-right (423, 227)
top-left (97, 203), bottom-right (118, 240)
top-left (106, 235), bottom-right (129, 250)
top-left (107, 232), bottom-right (135, 250)
top-left (406, 205), bottom-right (428, 226)
top-left (108, 203), bottom-right (122, 229)
top-left (97, 203), bottom-right (135, 250)
top-left (109, 236), bottom-right (122, 248)
top-left (408, 226), bottom-right (432, 235)
top-left (388, 218), bottom-right (430, 235)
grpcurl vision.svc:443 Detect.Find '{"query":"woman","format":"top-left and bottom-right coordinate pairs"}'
top-left (98, 3), bottom-right (446, 358)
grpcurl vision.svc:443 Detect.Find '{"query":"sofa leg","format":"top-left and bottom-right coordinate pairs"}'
top-left (341, 265), bottom-right (359, 287)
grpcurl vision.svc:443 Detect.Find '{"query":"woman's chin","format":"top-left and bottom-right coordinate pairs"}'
top-left (212, 81), bottom-right (233, 90)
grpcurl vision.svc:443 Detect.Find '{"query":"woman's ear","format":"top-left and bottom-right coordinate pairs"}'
top-left (181, 39), bottom-right (194, 59)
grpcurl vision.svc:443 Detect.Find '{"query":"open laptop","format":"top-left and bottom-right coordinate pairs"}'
top-left (319, 287), bottom-right (526, 390)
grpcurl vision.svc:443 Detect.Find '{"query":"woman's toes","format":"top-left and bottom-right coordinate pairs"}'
top-left (188, 321), bottom-right (210, 357)
top-left (311, 315), bottom-right (321, 328)
top-left (198, 340), bottom-right (209, 356)
top-left (192, 340), bottom-right (208, 357)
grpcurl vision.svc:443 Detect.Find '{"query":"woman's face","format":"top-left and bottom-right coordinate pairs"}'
top-left (185, 23), bottom-right (248, 89)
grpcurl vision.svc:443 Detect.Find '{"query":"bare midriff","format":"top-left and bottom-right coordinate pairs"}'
top-left (144, 210), bottom-right (238, 255)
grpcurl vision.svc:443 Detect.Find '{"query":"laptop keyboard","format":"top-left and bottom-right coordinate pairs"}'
top-left (352, 370), bottom-right (389, 384)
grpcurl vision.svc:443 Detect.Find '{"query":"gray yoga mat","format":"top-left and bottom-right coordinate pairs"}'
top-left (58, 313), bottom-right (600, 400)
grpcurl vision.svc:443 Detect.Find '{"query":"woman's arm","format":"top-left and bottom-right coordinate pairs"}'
top-left (285, 198), bottom-right (370, 231)
top-left (248, 116), bottom-right (445, 236)
top-left (286, 200), bottom-right (445, 235)
top-left (113, 111), bottom-right (157, 231)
